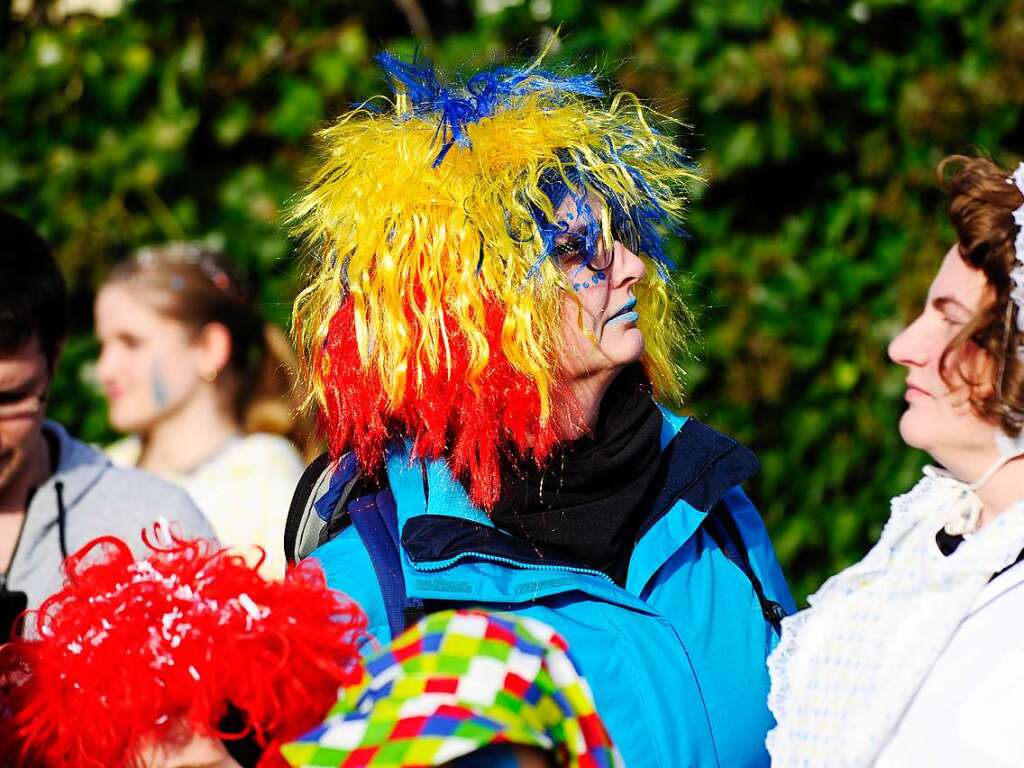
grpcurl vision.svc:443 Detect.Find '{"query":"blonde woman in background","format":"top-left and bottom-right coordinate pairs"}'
top-left (95, 244), bottom-right (312, 577)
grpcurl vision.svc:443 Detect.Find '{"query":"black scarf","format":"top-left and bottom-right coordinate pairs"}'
top-left (491, 365), bottom-right (664, 585)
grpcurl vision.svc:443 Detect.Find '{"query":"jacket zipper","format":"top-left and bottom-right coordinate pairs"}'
top-left (413, 549), bottom-right (617, 585)
top-left (1, 508), bottom-right (30, 592)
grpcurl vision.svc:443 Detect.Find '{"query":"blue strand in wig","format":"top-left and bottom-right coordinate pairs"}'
top-left (375, 51), bottom-right (603, 166)
top-left (530, 155), bottom-right (685, 280)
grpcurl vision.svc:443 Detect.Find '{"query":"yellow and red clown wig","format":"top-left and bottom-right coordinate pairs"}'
top-left (0, 530), bottom-right (366, 768)
top-left (292, 51), bottom-right (700, 508)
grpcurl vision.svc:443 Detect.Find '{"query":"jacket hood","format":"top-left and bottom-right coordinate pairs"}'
top-left (42, 420), bottom-right (109, 508)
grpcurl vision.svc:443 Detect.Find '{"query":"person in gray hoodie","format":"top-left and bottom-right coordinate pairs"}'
top-left (0, 209), bottom-right (216, 616)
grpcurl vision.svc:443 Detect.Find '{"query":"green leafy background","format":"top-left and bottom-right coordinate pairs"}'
top-left (3, 0), bottom-right (1022, 601)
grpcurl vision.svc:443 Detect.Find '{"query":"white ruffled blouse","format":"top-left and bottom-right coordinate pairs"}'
top-left (766, 470), bottom-right (1024, 767)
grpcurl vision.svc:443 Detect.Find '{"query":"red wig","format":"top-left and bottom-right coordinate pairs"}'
top-left (0, 529), bottom-right (366, 768)
top-left (319, 298), bottom-right (572, 509)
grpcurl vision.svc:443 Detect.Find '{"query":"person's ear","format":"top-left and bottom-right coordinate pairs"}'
top-left (194, 323), bottom-right (232, 382)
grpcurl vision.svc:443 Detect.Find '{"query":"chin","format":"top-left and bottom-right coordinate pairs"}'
top-left (613, 331), bottom-right (645, 365)
top-left (108, 405), bottom-right (152, 435)
top-left (897, 408), bottom-right (935, 453)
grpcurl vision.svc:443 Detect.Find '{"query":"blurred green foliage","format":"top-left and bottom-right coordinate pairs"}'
top-left (2, 0), bottom-right (1023, 601)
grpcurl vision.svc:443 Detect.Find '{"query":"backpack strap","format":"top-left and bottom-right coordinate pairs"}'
top-left (347, 490), bottom-right (424, 640)
top-left (285, 452), bottom-right (330, 566)
top-left (285, 452), bottom-right (362, 566)
top-left (285, 453), bottom-right (423, 638)
top-left (703, 502), bottom-right (787, 634)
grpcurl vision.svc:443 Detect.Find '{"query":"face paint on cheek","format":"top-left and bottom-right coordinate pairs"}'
top-left (570, 270), bottom-right (606, 292)
top-left (150, 361), bottom-right (170, 409)
top-left (568, 271), bottom-right (611, 343)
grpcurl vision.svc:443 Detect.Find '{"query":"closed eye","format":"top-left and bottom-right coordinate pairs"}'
top-left (0, 377), bottom-right (45, 404)
top-left (0, 391), bottom-right (33, 405)
top-left (933, 296), bottom-right (971, 325)
top-left (101, 331), bottom-right (145, 350)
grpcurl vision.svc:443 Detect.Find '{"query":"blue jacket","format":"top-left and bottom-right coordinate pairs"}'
top-left (312, 410), bottom-right (795, 767)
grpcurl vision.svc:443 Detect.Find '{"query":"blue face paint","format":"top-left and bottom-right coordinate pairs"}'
top-left (151, 361), bottom-right (170, 409)
top-left (531, 152), bottom-right (685, 281)
top-left (571, 270), bottom-right (606, 292)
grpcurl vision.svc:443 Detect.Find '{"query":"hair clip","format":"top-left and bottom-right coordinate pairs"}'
top-left (133, 243), bottom-right (239, 298)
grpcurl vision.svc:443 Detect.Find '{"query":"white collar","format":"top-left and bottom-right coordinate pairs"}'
top-left (767, 472), bottom-right (1024, 767)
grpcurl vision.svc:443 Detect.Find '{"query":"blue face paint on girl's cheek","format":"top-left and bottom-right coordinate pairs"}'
top-left (150, 362), bottom-right (170, 409)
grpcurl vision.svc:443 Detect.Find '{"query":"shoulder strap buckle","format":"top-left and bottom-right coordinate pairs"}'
top-left (703, 502), bottom-right (786, 635)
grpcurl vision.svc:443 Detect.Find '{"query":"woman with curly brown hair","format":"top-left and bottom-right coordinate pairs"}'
top-left (766, 156), bottom-right (1024, 767)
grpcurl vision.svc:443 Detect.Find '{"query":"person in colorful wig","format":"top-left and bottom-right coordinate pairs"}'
top-left (286, 51), bottom-right (795, 767)
top-left (767, 156), bottom-right (1024, 767)
top-left (282, 609), bottom-right (623, 768)
top-left (0, 528), bottom-right (366, 767)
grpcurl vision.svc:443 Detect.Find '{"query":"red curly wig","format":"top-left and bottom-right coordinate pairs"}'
top-left (0, 529), bottom-right (366, 768)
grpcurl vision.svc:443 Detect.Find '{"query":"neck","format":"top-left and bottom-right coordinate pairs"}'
top-left (138, 389), bottom-right (240, 475)
top-left (940, 445), bottom-right (1024, 526)
top-left (975, 455), bottom-right (1024, 526)
top-left (556, 369), bottom-right (618, 438)
top-left (0, 429), bottom-right (51, 515)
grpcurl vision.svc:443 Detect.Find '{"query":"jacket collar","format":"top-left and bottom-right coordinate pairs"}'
top-left (625, 415), bottom-right (760, 594)
top-left (385, 410), bottom-right (759, 602)
top-left (386, 445), bottom-right (491, 528)
top-left (388, 406), bottom-right (689, 530)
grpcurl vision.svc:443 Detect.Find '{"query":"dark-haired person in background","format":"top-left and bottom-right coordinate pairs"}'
top-left (0, 209), bottom-right (215, 619)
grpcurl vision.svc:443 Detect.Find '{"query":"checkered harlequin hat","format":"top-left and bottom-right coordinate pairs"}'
top-left (281, 609), bottom-right (622, 767)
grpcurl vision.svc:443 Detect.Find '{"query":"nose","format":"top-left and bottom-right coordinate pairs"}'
top-left (887, 313), bottom-right (928, 368)
top-left (613, 241), bottom-right (645, 288)
top-left (95, 342), bottom-right (116, 387)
